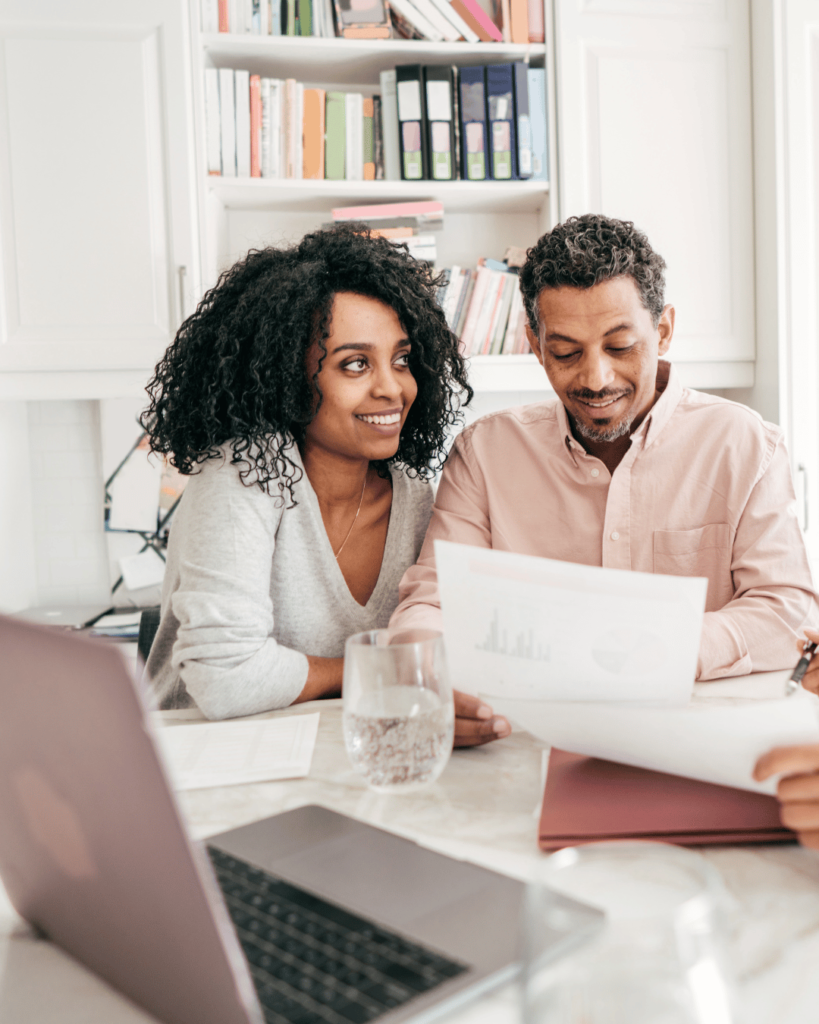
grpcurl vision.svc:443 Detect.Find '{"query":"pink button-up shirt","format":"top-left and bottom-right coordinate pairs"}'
top-left (391, 362), bottom-right (818, 680)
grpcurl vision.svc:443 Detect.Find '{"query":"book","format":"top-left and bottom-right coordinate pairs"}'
top-left (267, 79), bottom-right (284, 177)
top-left (249, 74), bottom-right (262, 177)
top-left (295, 82), bottom-right (304, 177)
top-left (459, 265), bottom-right (493, 353)
top-left (324, 91), bottom-right (346, 180)
top-left (387, 0), bottom-right (443, 40)
top-left (333, 0), bottom-right (391, 37)
top-left (433, 0), bottom-right (479, 42)
top-left (218, 67), bottom-right (236, 176)
top-left (345, 92), bottom-right (364, 180)
top-left (373, 95), bottom-right (384, 179)
top-left (204, 68), bottom-right (221, 175)
top-left (449, 0), bottom-right (502, 42)
top-left (489, 272), bottom-right (517, 353)
top-left (298, 0), bottom-right (312, 34)
top-left (270, 0), bottom-right (283, 33)
top-left (527, 0), bottom-right (544, 43)
top-left (234, 70), bottom-right (251, 178)
top-left (512, 62), bottom-right (532, 178)
top-left (303, 88), bottom-right (326, 179)
top-left (411, 0), bottom-right (462, 40)
top-left (501, 286), bottom-right (525, 353)
top-left (458, 66), bottom-right (489, 181)
top-left (423, 66), bottom-right (456, 181)
top-left (362, 97), bottom-right (375, 180)
top-left (201, 0), bottom-right (220, 33)
top-left (396, 64), bottom-right (427, 180)
top-left (499, 0), bottom-right (511, 43)
top-left (260, 78), bottom-right (271, 176)
top-left (441, 264), bottom-right (464, 327)
top-left (284, 78), bottom-right (298, 177)
top-left (379, 70), bottom-right (401, 181)
top-left (331, 199), bottom-right (444, 224)
top-left (527, 67), bottom-right (548, 181)
top-left (485, 64), bottom-right (517, 180)
top-left (218, 0), bottom-right (230, 31)
top-left (453, 269), bottom-right (477, 340)
top-left (509, 0), bottom-right (528, 43)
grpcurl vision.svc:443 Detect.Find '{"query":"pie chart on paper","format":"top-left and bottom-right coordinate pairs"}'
top-left (591, 629), bottom-right (666, 675)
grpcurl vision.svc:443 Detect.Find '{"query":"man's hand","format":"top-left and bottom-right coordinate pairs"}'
top-left (797, 628), bottom-right (819, 695)
top-left (753, 744), bottom-right (819, 849)
top-left (453, 690), bottom-right (511, 748)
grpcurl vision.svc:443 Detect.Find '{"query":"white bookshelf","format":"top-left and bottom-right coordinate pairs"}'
top-left (194, 17), bottom-right (559, 394)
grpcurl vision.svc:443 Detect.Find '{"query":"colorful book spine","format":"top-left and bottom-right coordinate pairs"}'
top-left (331, 199), bottom-right (443, 221)
top-left (303, 88), bottom-right (326, 179)
top-left (527, 0), bottom-right (544, 42)
top-left (509, 0), bottom-right (528, 43)
top-left (362, 97), bottom-right (375, 180)
top-left (450, 0), bottom-right (502, 42)
top-left (249, 74), bottom-right (262, 177)
top-left (324, 91), bottom-right (346, 180)
top-left (218, 0), bottom-right (230, 31)
top-left (373, 95), bottom-right (384, 179)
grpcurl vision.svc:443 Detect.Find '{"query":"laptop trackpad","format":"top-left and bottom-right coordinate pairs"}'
top-left (270, 830), bottom-right (491, 930)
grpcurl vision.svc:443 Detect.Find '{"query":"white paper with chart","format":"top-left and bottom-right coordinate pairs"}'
top-left (435, 541), bottom-right (707, 705)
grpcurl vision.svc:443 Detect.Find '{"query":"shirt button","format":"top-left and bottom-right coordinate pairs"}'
top-left (610, 531), bottom-right (620, 541)
top-left (590, 468), bottom-right (600, 478)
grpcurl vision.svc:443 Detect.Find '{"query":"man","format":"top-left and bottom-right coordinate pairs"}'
top-left (391, 214), bottom-right (818, 745)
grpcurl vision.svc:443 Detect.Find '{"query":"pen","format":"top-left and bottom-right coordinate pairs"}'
top-left (785, 640), bottom-right (818, 696)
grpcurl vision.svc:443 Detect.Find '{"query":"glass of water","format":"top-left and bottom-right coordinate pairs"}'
top-left (342, 628), bottom-right (454, 793)
top-left (522, 841), bottom-right (738, 1024)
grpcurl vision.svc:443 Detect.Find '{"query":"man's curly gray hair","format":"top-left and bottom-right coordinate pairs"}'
top-left (519, 214), bottom-right (667, 332)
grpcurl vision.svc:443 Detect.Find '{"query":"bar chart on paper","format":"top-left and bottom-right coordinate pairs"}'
top-left (477, 608), bottom-right (550, 662)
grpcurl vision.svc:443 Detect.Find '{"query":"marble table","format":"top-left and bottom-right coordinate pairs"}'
top-left (2, 686), bottom-right (819, 1024)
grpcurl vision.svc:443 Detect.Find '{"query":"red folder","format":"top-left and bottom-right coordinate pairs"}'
top-left (539, 750), bottom-right (795, 850)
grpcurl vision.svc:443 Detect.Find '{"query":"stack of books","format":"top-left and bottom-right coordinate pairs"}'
top-left (330, 199), bottom-right (443, 264)
top-left (200, 0), bottom-right (544, 43)
top-left (205, 62), bottom-right (548, 183)
top-left (439, 255), bottom-right (529, 355)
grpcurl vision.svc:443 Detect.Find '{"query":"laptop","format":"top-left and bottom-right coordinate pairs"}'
top-left (0, 615), bottom-right (603, 1024)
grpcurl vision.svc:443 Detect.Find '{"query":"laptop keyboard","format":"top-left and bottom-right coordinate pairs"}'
top-left (208, 845), bottom-right (468, 1024)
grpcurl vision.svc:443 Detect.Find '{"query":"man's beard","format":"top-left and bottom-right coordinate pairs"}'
top-left (568, 388), bottom-right (635, 442)
top-left (572, 415), bottom-right (634, 442)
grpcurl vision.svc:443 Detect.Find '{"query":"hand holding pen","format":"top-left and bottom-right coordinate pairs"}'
top-left (786, 629), bottom-right (819, 696)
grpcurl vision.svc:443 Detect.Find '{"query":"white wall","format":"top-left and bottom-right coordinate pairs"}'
top-left (0, 401), bottom-right (36, 612)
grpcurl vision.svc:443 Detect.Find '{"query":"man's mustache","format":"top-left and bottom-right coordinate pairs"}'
top-left (568, 387), bottom-right (634, 403)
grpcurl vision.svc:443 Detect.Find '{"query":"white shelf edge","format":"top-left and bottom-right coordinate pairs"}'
top-left (202, 33), bottom-right (547, 58)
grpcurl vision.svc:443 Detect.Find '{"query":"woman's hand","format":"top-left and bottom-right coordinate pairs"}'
top-left (453, 690), bottom-right (511, 748)
top-left (754, 744), bottom-right (819, 848)
top-left (797, 628), bottom-right (819, 695)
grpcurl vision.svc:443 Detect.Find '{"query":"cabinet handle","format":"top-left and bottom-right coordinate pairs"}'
top-left (798, 463), bottom-right (809, 532)
top-left (177, 265), bottom-right (187, 326)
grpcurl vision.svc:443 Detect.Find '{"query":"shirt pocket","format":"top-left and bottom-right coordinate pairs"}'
top-left (653, 524), bottom-right (733, 611)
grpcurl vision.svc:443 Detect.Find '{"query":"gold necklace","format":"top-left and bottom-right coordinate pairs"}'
top-left (333, 474), bottom-right (367, 560)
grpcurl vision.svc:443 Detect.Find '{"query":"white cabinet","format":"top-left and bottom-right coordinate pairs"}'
top-left (0, 0), bottom-right (200, 399)
top-left (553, 0), bottom-right (755, 388)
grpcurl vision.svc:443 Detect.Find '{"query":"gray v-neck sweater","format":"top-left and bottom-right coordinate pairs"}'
top-left (146, 445), bottom-right (433, 719)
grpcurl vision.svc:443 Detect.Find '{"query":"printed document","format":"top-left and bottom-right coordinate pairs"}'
top-left (492, 673), bottom-right (819, 795)
top-left (436, 541), bottom-right (707, 705)
top-left (156, 713), bottom-right (320, 790)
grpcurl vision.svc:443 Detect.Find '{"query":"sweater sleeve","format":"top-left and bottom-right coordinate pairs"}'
top-left (165, 460), bottom-right (309, 719)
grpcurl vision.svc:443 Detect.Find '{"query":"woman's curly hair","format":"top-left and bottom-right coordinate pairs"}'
top-left (141, 224), bottom-right (472, 502)
top-left (519, 214), bottom-right (667, 332)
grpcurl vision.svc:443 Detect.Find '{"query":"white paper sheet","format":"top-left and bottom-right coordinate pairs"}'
top-left (436, 540), bottom-right (707, 705)
top-left (492, 678), bottom-right (819, 795)
top-left (156, 713), bottom-right (320, 791)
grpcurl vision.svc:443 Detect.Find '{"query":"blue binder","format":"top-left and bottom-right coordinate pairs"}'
top-left (527, 67), bottom-right (549, 182)
top-left (485, 64), bottom-right (518, 180)
top-left (457, 66), bottom-right (489, 181)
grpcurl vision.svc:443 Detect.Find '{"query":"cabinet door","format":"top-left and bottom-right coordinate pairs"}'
top-left (0, 0), bottom-right (199, 375)
top-left (553, 0), bottom-right (754, 379)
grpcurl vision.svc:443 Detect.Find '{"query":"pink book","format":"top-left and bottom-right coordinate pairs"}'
top-left (526, 0), bottom-right (543, 42)
top-left (249, 75), bottom-right (261, 178)
top-left (331, 199), bottom-right (444, 221)
top-left (455, 0), bottom-right (502, 43)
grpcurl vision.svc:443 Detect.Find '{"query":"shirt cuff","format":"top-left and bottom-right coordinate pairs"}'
top-left (696, 611), bottom-right (753, 680)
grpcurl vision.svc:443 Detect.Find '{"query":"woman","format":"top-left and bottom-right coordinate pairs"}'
top-left (141, 225), bottom-right (508, 743)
